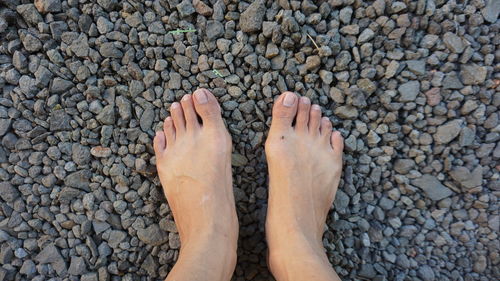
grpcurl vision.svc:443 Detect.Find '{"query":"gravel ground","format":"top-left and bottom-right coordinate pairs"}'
top-left (0, 0), bottom-right (499, 280)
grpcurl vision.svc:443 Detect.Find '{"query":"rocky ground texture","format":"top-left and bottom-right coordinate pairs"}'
top-left (0, 0), bottom-right (499, 280)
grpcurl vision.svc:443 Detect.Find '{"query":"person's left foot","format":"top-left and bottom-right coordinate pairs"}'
top-left (153, 88), bottom-right (238, 279)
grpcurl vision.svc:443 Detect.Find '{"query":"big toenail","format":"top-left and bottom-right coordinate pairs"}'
top-left (300, 97), bottom-right (310, 104)
top-left (194, 90), bottom-right (208, 104)
top-left (283, 92), bottom-right (296, 107)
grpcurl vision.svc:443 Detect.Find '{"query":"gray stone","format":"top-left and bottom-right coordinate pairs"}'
top-left (148, 21), bottom-right (166, 34)
top-left (460, 64), bottom-right (488, 85)
top-left (232, 153), bottom-right (248, 167)
top-left (227, 86), bottom-right (242, 98)
top-left (305, 55), bottom-right (321, 70)
top-left (64, 170), bottom-right (91, 190)
top-left (449, 166), bottom-right (482, 190)
top-left (394, 159), bottom-right (414, 174)
top-left (49, 110), bottom-right (72, 131)
top-left (385, 60), bottom-right (400, 78)
top-left (125, 12), bottom-right (143, 27)
top-left (473, 255), bottom-right (487, 273)
top-left (398, 81), bottom-right (420, 102)
top-left (358, 264), bottom-right (377, 278)
top-left (434, 119), bottom-right (463, 144)
top-left (140, 107), bottom-right (154, 131)
top-left (412, 175), bottom-right (453, 201)
top-left (340, 24), bottom-right (359, 35)
top-left (0, 182), bottom-right (19, 203)
top-left (81, 272), bottom-right (98, 281)
top-left (96, 17), bottom-right (113, 34)
top-left (34, 0), bottom-right (62, 13)
top-left (107, 230), bottom-right (127, 248)
top-left (339, 7), bottom-right (353, 24)
top-left (482, 0), bottom-right (500, 23)
top-left (68, 256), bottom-right (86, 275)
top-left (34, 244), bottom-right (67, 276)
top-left (19, 260), bottom-right (36, 277)
top-left (335, 106), bottom-right (358, 119)
top-left (21, 33), bottom-right (42, 52)
top-left (406, 60), bottom-right (426, 75)
top-left (96, 105), bottom-right (115, 125)
top-left (99, 42), bottom-right (123, 58)
top-left (379, 197), bottom-right (395, 210)
top-left (334, 189), bottom-right (349, 212)
top-left (443, 32), bottom-right (465, 54)
top-left (141, 254), bottom-right (158, 276)
top-left (50, 78), bottom-right (74, 94)
top-left (358, 28), bottom-right (375, 44)
top-left (418, 265), bottom-right (436, 281)
top-left (177, 0), bottom-right (195, 17)
top-left (16, 4), bottom-right (43, 26)
top-left (239, 0), bottom-right (266, 32)
top-left (35, 65), bottom-right (53, 86)
top-left (442, 72), bottom-right (464, 89)
top-left (0, 119), bottom-right (11, 137)
top-left (206, 20), bottom-right (224, 40)
top-left (72, 144), bottom-right (91, 165)
top-left (137, 224), bottom-right (168, 246)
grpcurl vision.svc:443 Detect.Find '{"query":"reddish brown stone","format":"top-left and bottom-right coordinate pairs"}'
top-left (425, 87), bottom-right (441, 106)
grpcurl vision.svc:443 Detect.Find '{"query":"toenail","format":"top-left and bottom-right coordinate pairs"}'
top-left (300, 97), bottom-right (310, 104)
top-left (283, 92), bottom-right (296, 107)
top-left (171, 102), bottom-right (180, 109)
top-left (312, 104), bottom-right (321, 111)
top-left (181, 95), bottom-right (190, 101)
top-left (194, 90), bottom-right (208, 104)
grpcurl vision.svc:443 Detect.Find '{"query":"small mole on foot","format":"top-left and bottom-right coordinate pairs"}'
top-left (280, 136), bottom-right (285, 140)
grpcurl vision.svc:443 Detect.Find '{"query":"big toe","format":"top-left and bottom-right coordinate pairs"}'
top-left (271, 92), bottom-right (298, 129)
top-left (192, 88), bottom-right (224, 126)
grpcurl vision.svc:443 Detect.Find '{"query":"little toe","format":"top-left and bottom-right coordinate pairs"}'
top-left (320, 117), bottom-right (333, 143)
top-left (163, 116), bottom-right (175, 145)
top-left (331, 131), bottom-right (344, 159)
top-left (153, 131), bottom-right (166, 155)
top-left (271, 92), bottom-right (298, 129)
top-left (192, 88), bottom-right (224, 127)
top-left (308, 104), bottom-right (322, 135)
top-left (180, 94), bottom-right (201, 131)
top-left (170, 102), bottom-right (186, 133)
top-left (295, 96), bottom-right (311, 132)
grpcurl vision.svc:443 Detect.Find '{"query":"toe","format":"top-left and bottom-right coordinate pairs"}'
top-left (308, 104), bottom-right (322, 135)
top-left (320, 117), bottom-right (333, 143)
top-left (180, 94), bottom-right (201, 130)
top-left (295, 96), bottom-right (311, 132)
top-left (170, 102), bottom-right (186, 133)
top-left (163, 116), bottom-right (175, 144)
top-left (153, 131), bottom-right (166, 155)
top-left (331, 131), bottom-right (344, 159)
top-left (192, 88), bottom-right (224, 127)
top-left (271, 92), bottom-right (298, 129)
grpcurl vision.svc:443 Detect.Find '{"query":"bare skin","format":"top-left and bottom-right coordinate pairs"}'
top-left (265, 92), bottom-right (344, 281)
top-left (153, 89), bottom-right (343, 281)
top-left (153, 88), bottom-right (238, 281)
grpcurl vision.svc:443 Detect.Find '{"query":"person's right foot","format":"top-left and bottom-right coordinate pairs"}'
top-left (265, 92), bottom-right (344, 280)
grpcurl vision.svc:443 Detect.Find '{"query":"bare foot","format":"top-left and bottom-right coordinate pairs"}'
top-left (265, 92), bottom-right (344, 281)
top-left (153, 88), bottom-right (238, 281)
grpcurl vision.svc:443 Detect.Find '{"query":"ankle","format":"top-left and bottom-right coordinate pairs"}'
top-left (268, 235), bottom-right (330, 278)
